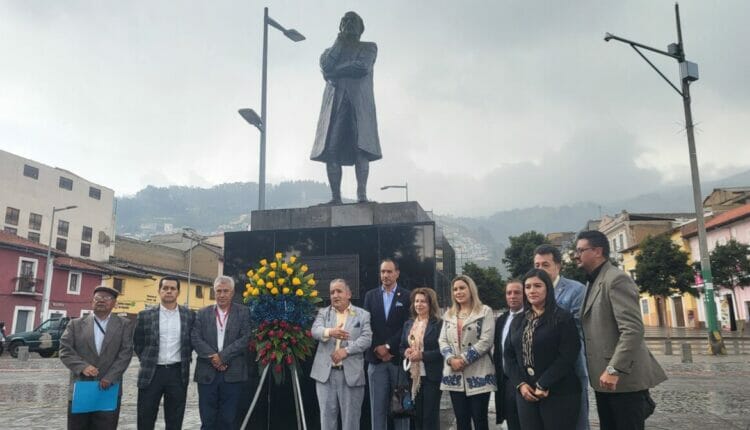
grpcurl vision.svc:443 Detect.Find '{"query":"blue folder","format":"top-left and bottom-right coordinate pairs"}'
top-left (71, 381), bottom-right (119, 414)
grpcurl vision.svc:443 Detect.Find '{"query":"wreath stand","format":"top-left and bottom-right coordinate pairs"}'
top-left (240, 364), bottom-right (308, 430)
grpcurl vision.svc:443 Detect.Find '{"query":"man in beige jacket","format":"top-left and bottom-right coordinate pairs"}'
top-left (575, 231), bottom-right (666, 430)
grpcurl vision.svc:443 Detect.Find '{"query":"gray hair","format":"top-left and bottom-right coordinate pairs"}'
top-left (329, 278), bottom-right (350, 292)
top-left (213, 275), bottom-right (235, 289)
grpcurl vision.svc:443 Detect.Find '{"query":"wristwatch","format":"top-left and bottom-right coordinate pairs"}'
top-left (385, 343), bottom-right (391, 351)
top-left (606, 365), bottom-right (619, 376)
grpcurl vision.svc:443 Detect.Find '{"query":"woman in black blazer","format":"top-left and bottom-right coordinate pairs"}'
top-left (399, 287), bottom-right (443, 429)
top-left (504, 269), bottom-right (581, 430)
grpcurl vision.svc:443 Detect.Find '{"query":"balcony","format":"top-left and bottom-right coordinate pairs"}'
top-left (13, 276), bottom-right (42, 295)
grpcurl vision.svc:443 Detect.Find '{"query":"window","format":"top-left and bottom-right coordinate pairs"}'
top-left (59, 176), bottom-right (73, 190)
top-left (58, 220), bottom-right (69, 237)
top-left (618, 233), bottom-right (625, 250)
top-left (209, 287), bottom-right (215, 300)
top-left (55, 238), bottom-right (67, 252)
top-left (113, 278), bottom-right (124, 293)
top-left (82, 226), bottom-right (92, 242)
top-left (5, 207), bottom-right (19, 226)
top-left (641, 299), bottom-right (649, 315)
top-left (23, 164), bottom-right (39, 179)
top-left (80, 243), bottom-right (91, 257)
top-left (195, 285), bottom-right (203, 299)
top-left (89, 187), bottom-right (101, 200)
top-left (67, 272), bottom-right (81, 295)
top-left (4, 226), bottom-right (17, 235)
top-left (29, 213), bottom-right (42, 231)
top-left (16, 258), bottom-right (38, 293)
top-left (12, 306), bottom-right (36, 333)
top-left (28, 232), bottom-right (40, 243)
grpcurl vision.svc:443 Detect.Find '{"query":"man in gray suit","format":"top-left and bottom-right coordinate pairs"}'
top-left (575, 231), bottom-right (667, 430)
top-left (60, 285), bottom-right (134, 429)
top-left (191, 275), bottom-right (251, 429)
top-left (311, 279), bottom-right (372, 430)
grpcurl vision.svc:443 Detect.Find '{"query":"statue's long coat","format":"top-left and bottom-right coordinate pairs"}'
top-left (311, 40), bottom-right (382, 164)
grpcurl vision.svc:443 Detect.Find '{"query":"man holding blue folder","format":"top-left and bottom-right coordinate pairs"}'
top-left (60, 285), bottom-right (134, 429)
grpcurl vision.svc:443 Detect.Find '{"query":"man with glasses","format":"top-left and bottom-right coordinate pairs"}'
top-left (60, 285), bottom-right (134, 429)
top-left (575, 231), bottom-right (666, 430)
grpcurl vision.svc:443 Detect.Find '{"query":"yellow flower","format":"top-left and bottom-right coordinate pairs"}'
top-left (300, 265), bottom-right (308, 273)
top-left (260, 259), bottom-right (268, 266)
top-left (295, 289), bottom-right (304, 296)
top-left (275, 252), bottom-right (283, 260)
top-left (310, 290), bottom-right (318, 298)
top-left (307, 279), bottom-right (316, 286)
top-left (285, 268), bottom-right (293, 276)
top-left (243, 290), bottom-right (250, 297)
top-left (271, 287), bottom-right (279, 295)
top-left (281, 263), bottom-right (288, 270)
top-left (245, 283), bottom-right (252, 290)
top-left (270, 262), bottom-right (277, 269)
top-left (258, 266), bottom-right (266, 274)
top-left (246, 270), bottom-right (254, 277)
top-left (290, 256), bottom-right (297, 263)
top-left (252, 274), bottom-right (260, 281)
top-left (268, 271), bottom-right (276, 279)
top-left (257, 279), bottom-right (265, 287)
top-left (292, 277), bottom-right (301, 286)
top-left (282, 287), bottom-right (290, 295)
top-left (277, 278), bottom-right (286, 286)
top-left (252, 288), bottom-right (260, 296)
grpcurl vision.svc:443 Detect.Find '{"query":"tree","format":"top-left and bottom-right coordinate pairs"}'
top-left (503, 231), bottom-right (546, 278)
top-left (635, 234), bottom-right (696, 298)
top-left (561, 258), bottom-right (588, 284)
top-left (710, 239), bottom-right (750, 289)
top-left (461, 262), bottom-right (505, 310)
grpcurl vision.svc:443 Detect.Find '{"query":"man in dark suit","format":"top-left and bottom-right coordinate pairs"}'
top-left (363, 259), bottom-right (411, 430)
top-left (60, 285), bottom-right (134, 429)
top-left (576, 231), bottom-right (667, 430)
top-left (493, 279), bottom-right (524, 430)
top-left (191, 275), bottom-right (251, 429)
top-left (134, 276), bottom-right (195, 430)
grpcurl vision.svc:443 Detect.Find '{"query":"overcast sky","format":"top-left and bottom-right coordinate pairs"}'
top-left (2, 1), bottom-right (749, 216)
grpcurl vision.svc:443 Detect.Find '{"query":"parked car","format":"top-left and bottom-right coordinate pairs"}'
top-left (5, 317), bottom-right (72, 358)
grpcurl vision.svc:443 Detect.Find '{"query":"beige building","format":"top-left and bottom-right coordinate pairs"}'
top-left (0, 149), bottom-right (115, 261)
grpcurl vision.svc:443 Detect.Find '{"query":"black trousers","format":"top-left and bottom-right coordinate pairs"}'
top-left (516, 390), bottom-right (580, 430)
top-left (595, 390), bottom-right (652, 430)
top-left (413, 378), bottom-right (440, 430)
top-left (449, 391), bottom-right (490, 430)
top-left (501, 379), bottom-right (521, 430)
top-left (137, 365), bottom-right (188, 430)
top-left (67, 397), bottom-right (121, 430)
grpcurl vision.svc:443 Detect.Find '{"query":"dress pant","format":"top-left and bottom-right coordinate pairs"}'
top-left (574, 351), bottom-right (590, 430)
top-left (197, 372), bottom-right (244, 430)
top-left (137, 364), bottom-right (188, 430)
top-left (501, 378), bottom-right (521, 430)
top-left (367, 361), bottom-right (410, 430)
top-left (595, 390), bottom-right (652, 430)
top-left (413, 377), bottom-right (440, 430)
top-left (67, 391), bottom-right (121, 430)
top-left (449, 391), bottom-right (490, 430)
top-left (516, 391), bottom-right (580, 430)
top-left (316, 367), bottom-right (365, 430)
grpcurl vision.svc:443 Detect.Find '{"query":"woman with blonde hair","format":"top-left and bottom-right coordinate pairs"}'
top-left (399, 287), bottom-right (443, 429)
top-left (439, 275), bottom-right (496, 430)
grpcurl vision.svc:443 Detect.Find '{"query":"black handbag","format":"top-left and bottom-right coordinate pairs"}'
top-left (389, 365), bottom-right (416, 419)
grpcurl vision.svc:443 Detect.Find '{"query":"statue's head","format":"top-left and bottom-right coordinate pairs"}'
top-left (339, 11), bottom-right (364, 40)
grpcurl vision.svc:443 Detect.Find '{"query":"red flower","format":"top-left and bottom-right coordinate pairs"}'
top-left (273, 364), bottom-right (282, 373)
top-left (290, 337), bottom-right (298, 345)
top-left (277, 331), bottom-right (284, 339)
top-left (281, 343), bottom-right (288, 351)
top-left (262, 358), bottom-right (269, 366)
top-left (305, 330), bottom-right (312, 337)
top-left (270, 352), bottom-right (276, 360)
top-left (285, 355), bottom-right (293, 365)
top-left (256, 333), bottom-right (263, 341)
top-left (268, 330), bottom-right (275, 337)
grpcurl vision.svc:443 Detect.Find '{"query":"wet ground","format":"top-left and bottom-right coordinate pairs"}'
top-left (0, 352), bottom-right (747, 429)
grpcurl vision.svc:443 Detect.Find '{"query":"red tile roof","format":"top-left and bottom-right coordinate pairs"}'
top-left (682, 203), bottom-right (750, 238)
top-left (0, 231), bottom-right (105, 273)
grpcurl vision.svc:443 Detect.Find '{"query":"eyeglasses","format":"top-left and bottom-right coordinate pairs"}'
top-left (93, 295), bottom-right (114, 302)
top-left (574, 247), bottom-right (596, 255)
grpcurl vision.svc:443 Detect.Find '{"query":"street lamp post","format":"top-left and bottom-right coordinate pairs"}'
top-left (380, 183), bottom-right (409, 202)
top-left (604, 3), bottom-right (724, 354)
top-left (41, 205), bottom-right (77, 323)
top-left (239, 7), bottom-right (305, 211)
top-left (183, 228), bottom-right (201, 309)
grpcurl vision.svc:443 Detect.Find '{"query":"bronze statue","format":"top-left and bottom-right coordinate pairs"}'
top-left (311, 11), bottom-right (381, 204)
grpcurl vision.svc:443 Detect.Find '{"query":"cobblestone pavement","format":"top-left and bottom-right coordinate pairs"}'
top-left (0, 353), bottom-right (747, 429)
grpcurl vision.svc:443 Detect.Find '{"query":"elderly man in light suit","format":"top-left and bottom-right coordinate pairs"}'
top-left (311, 279), bottom-right (372, 430)
top-left (60, 285), bottom-right (134, 430)
top-left (575, 231), bottom-right (667, 430)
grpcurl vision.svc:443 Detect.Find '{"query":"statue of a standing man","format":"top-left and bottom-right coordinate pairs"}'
top-left (311, 12), bottom-right (381, 204)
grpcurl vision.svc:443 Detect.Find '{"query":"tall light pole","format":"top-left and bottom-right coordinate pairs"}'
top-left (41, 205), bottom-right (77, 323)
top-left (183, 227), bottom-right (201, 309)
top-left (239, 7), bottom-right (305, 211)
top-left (604, 3), bottom-right (724, 354)
top-left (380, 183), bottom-right (409, 202)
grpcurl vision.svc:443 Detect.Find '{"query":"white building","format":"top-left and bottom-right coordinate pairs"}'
top-left (0, 149), bottom-right (115, 261)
